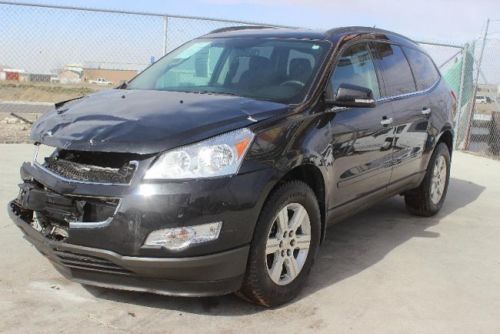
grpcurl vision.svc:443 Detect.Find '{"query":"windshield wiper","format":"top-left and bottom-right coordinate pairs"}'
top-left (194, 90), bottom-right (238, 97)
top-left (117, 82), bottom-right (128, 89)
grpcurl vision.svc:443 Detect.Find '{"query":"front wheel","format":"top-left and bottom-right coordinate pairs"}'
top-left (404, 142), bottom-right (451, 216)
top-left (238, 181), bottom-right (321, 307)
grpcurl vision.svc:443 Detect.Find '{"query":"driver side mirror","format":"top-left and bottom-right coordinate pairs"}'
top-left (325, 83), bottom-right (376, 108)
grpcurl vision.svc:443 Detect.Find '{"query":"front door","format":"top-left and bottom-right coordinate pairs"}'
top-left (326, 42), bottom-right (394, 210)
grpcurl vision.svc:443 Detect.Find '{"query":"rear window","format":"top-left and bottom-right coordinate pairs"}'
top-left (403, 47), bottom-right (440, 91)
top-left (371, 43), bottom-right (416, 97)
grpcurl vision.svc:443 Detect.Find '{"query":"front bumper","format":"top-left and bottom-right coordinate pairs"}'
top-left (8, 159), bottom-right (278, 296)
top-left (9, 201), bottom-right (249, 296)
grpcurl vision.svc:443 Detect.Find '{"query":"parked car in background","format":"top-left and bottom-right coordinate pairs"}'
top-left (475, 95), bottom-right (490, 104)
top-left (89, 77), bottom-right (113, 85)
top-left (9, 26), bottom-right (455, 307)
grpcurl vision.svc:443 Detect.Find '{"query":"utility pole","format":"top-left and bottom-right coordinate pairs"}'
top-left (465, 18), bottom-right (490, 150)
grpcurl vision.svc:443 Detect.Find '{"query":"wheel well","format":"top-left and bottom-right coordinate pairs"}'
top-left (438, 130), bottom-right (453, 155)
top-left (279, 165), bottom-right (326, 241)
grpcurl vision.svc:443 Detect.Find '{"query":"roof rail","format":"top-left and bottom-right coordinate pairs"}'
top-left (208, 25), bottom-right (277, 34)
top-left (325, 26), bottom-right (418, 44)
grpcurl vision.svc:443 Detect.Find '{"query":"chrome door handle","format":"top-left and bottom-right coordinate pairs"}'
top-left (380, 117), bottom-right (393, 126)
top-left (422, 107), bottom-right (432, 115)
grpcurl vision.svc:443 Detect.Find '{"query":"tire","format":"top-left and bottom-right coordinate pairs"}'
top-left (238, 181), bottom-right (321, 307)
top-left (404, 142), bottom-right (451, 216)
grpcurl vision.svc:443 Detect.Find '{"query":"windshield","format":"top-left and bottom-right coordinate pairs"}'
top-left (127, 38), bottom-right (330, 104)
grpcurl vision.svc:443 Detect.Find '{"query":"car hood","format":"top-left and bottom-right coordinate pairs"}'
top-left (31, 89), bottom-right (289, 154)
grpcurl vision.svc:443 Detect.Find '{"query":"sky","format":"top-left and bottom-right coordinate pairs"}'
top-left (4, 0), bottom-right (498, 42)
top-left (1, 0), bottom-right (500, 82)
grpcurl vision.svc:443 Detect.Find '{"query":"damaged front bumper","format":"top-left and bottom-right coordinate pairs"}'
top-left (9, 158), bottom-right (276, 296)
top-left (9, 201), bottom-right (248, 296)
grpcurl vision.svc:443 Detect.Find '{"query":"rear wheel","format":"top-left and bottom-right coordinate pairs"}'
top-left (238, 181), bottom-right (321, 307)
top-left (404, 142), bottom-right (451, 216)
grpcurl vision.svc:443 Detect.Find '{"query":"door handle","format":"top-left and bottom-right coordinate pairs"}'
top-left (422, 107), bottom-right (432, 115)
top-left (380, 117), bottom-right (393, 126)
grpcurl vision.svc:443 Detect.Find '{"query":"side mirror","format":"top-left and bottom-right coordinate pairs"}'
top-left (326, 83), bottom-right (376, 108)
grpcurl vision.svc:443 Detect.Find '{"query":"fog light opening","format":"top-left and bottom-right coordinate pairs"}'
top-left (143, 222), bottom-right (222, 250)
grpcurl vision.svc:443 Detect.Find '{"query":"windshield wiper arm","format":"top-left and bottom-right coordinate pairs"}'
top-left (194, 90), bottom-right (237, 96)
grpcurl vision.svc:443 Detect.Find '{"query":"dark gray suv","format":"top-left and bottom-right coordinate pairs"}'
top-left (9, 26), bottom-right (455, 307)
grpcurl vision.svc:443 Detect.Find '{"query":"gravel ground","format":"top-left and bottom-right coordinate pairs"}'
top-left (0, 112), bottom-right (40, 143)
top-left (1, 145), bottom-right (499, 334)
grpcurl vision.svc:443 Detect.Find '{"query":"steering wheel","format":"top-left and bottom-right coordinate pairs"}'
top-left (280, 80), bottom-right (305, 87)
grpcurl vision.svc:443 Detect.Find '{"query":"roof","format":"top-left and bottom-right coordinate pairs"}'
top-left (204, 26), bottom-right (419, 48)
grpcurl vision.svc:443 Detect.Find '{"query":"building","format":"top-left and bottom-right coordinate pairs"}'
top-left (0, 66), bottom-right (25, 81)
top-left (28, 73), bottom-right (57, 83)
top-left (57, 64), bottom-right (84, 84)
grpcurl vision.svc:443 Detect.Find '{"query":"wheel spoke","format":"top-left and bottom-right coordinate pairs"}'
top-left (285, 257), bottom-right (300, 279)
top-left (430, 156), bottom-right (447, 205)
top-left (295, 234), bottom-right (311, 250)
top-left (433, 165), bottom-right (439, 177)
top-left (266, 238), bottom-right (280, 255)
top-left (266, 203), bottom-right (312, 285)
top-left (276, 208), bottom-right (288, 234)
top-left (270, 256), bottom-right (285, 282)
top-left (289, 205), bottom-right (307, 232)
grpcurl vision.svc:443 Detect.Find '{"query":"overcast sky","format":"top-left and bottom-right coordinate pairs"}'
top-left (5, 0), bottom-right (498, 42)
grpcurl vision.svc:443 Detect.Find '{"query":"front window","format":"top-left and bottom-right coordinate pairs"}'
top-left (127, 38), bottom-right (330, 104)
top-left (329, 43), bottom-right (380, 99)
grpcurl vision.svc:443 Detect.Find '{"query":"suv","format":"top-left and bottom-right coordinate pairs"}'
top-left (8, 26), bottom-right (454, 307)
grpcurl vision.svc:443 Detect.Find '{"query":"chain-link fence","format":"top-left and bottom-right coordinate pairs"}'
top-left (455, 21), bottom-right (500, 159)
top-left (0, 1), bottom-right (287, 80)
top-left (0, 1), bottom-right (498, 159)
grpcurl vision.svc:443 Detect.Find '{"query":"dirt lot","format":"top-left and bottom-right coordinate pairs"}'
top-left (0, 112), bottom-right (39, 143)
top-left (0, 81), bottom-right (103, 103)
top-left (1, 145), bottom-right (499, 333)
top-left (0, 81), bottom-right (110, 143)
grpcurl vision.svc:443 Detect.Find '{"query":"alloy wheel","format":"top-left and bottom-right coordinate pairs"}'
top-left (265, 203), bottom-right (311, 286)
top-left (430, 155), bottom-right (447, 205)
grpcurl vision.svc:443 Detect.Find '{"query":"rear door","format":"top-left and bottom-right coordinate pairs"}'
top-left (370, 42), bottom-right (432, 186)
top-left (326, 42), bottom-right (394, 209)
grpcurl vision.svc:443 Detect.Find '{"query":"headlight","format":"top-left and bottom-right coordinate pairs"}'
top-left (143, 222), bottom-right (222, 250)
top-left (33, 144), bottom-right (57, 165)
top-left (144, 128), bottom-right (254, 180)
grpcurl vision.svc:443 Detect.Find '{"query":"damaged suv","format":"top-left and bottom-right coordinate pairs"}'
top-left (8, 26), bottom-right (454, 307)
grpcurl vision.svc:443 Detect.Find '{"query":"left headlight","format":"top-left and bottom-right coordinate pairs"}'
top-left (144, 128), bottom-right (254, 180)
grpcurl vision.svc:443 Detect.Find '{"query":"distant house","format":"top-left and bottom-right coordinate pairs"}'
top-left (0, 67), bottom-right (25, 81)
top-left (58, 64), bottom-right (84, 84)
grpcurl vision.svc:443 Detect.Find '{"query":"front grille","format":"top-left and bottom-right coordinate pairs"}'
top-left (53, 248), bottom-right (132, 275)
top-left (44, 157), bottom-right (135, 184)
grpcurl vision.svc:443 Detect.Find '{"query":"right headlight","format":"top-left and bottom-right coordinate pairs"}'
top-left (143, 128), bottom-right (254, 180)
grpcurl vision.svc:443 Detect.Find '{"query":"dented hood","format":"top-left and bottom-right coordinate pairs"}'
top-left (31, 89), bottom-right (289, 154)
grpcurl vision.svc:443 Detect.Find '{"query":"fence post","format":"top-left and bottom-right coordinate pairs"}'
top-left (163, 15), bottom-right (169, 55)
top-left (454, 43), bottom-right (468, 149)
